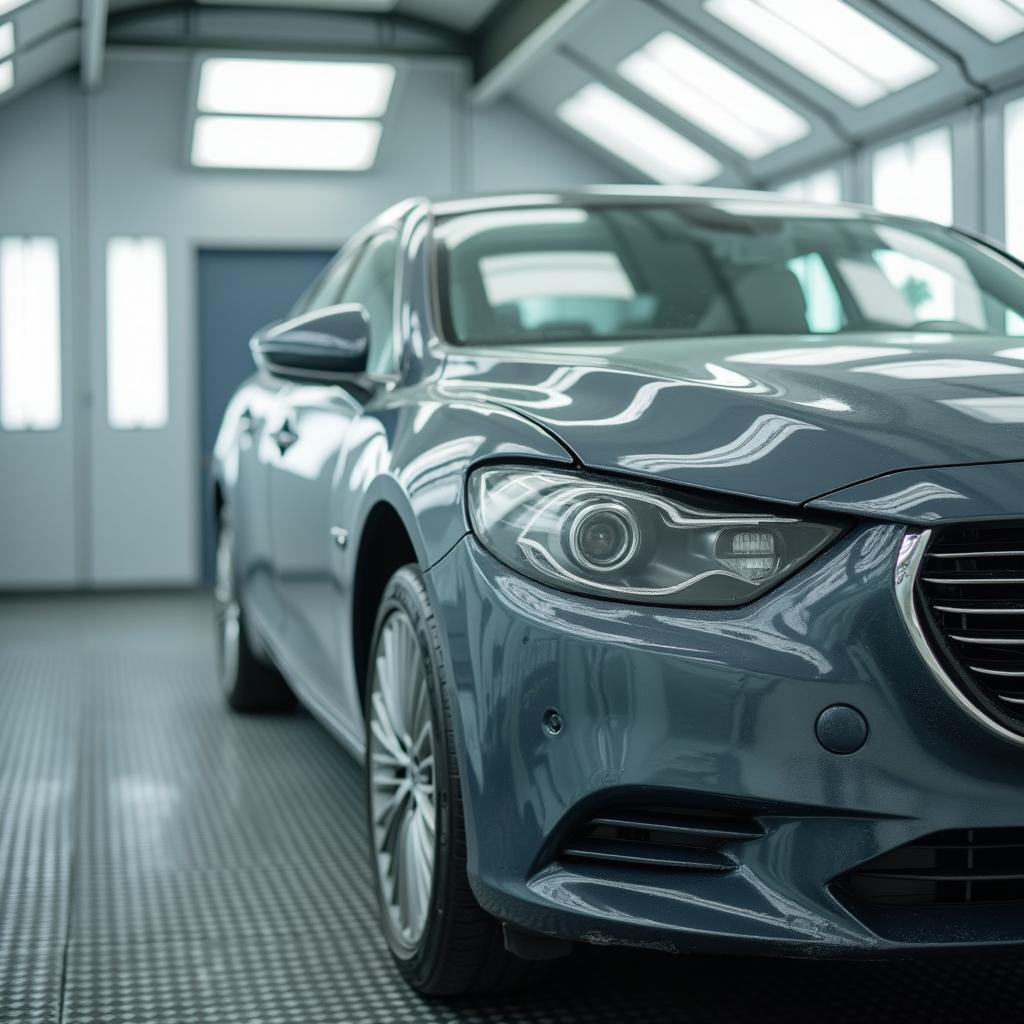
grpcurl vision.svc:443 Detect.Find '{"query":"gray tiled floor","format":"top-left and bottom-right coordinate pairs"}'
top-left (3, 591), bottom-right (1024, 1024)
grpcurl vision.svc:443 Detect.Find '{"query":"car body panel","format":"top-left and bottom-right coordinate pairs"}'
top-left (439, 334), bottom-right (1024, 507)
top-left (428, 528), bottom-right (1024, 953)
top-left (809, 460), bottom-right (1024, 523)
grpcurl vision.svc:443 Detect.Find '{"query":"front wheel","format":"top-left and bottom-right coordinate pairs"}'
top-left (365, 565), bottom-right (539, 995)
top-left (214, 510), bottom-right (296, 713)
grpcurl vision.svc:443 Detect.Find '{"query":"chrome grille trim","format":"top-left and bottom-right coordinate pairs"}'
top-left (894, 528), bottom-right (1024, 747)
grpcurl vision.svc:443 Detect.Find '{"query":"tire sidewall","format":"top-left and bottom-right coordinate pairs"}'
top-left (364, 566), bottom-right (457, 984)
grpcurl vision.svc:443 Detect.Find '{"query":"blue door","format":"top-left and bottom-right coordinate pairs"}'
top-left (197, 248), bottom-right (336, 583)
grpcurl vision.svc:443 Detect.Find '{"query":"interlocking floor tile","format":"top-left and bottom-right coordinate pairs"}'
top-left (3, 593), bottom-right (1024, 1024)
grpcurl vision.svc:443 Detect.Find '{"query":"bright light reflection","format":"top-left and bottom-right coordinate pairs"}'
top-left (0, 23), bottom-right (13, 61)
top-left (853, 358), bottom-right (1022, 379)
top-left (479, 252), bottom-right (635, 305)
top-left (942, 396), bottom-right (1024, 422)
top-left (727, 345), bottom-right (910, 366)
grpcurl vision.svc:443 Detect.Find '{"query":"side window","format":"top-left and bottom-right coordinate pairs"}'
top-left (297, 246), bottom-right (360, 315)
top-left (341, 231), bottom-right (399, 375)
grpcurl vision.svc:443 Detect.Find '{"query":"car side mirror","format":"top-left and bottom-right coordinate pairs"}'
top-left (250, 303), bottom-right (370, 381)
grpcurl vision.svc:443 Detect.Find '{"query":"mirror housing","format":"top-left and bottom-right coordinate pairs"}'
top-left (251, 303), bottom-right (370, 381)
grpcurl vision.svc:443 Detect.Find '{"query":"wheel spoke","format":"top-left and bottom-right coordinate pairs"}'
top-left (367, 607), bottom-right (438, 950)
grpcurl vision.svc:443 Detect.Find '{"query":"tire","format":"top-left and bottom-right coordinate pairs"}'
top-left (214, 509), bottom-right (296, 713)
top-left (364, 565), bottom-right (541, 995)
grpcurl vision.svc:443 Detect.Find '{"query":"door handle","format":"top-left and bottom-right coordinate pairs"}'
top-left (271, 421), bottom-right (298, 454)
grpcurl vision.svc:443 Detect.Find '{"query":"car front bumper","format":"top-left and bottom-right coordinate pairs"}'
top-left (427, 523), bottom-right (1024, 956)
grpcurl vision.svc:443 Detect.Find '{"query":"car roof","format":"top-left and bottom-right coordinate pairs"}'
top-left (425, 185), bottom-right (873, 220)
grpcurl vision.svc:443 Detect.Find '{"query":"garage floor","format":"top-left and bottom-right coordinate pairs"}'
top-left (3, 592), bottom-right (1024, 1024)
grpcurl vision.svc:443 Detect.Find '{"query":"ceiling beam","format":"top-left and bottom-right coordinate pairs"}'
top-left (471, 0), bottom-right (598, 105)
top-left (80, 0), bottom-right (109, 91)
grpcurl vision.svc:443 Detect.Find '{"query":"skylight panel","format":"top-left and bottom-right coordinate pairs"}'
top-left (618, 31), bottom-right (808, 158)
top-left (0, 23), bottom-right (13, 62)
top-left (556, 83), bottom-right (721, 184)
top-left (191, 115), bottom-right (383, 171)
top-left (0, 0), bottom-right (29, 15)
top-left (705, 0), bottom-right (937, 106)
top-left (930, 0), bottom-right (1024, 42)
top-left (0, 59), bottom-right (11, 97)
top-left (197, 58), bottom-right (395, 119)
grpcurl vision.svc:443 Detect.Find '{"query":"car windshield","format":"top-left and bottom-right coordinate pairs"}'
top-left (435, 201), bottom-right (1024, 345)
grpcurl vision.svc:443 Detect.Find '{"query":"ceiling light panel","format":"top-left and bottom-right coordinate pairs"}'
top-left (557, 82), bottom-right (722, 184)
top-left (191, 115), bottom-right (383, 171)
top-left (197, 58), bottom-right (395, 118)
top-left (930, 0), bottom-right (1024, 42)
top-left (0, 23), bottom-right (13, 62)
top-left (618, 31), bottom-right (808, 158)
top-left (704, 0), bottom-right (937, 106)
top-left (0, 59), bottom-right (11, 97)
top-left (0, 0), bottom-right (28, 15)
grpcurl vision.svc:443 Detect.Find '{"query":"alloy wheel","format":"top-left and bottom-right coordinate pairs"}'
top-left (368, 610), bottom-right (437, 952)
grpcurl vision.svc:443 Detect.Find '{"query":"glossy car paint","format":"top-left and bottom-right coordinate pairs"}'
top-left (213, 189), bottom-right (1024, 957)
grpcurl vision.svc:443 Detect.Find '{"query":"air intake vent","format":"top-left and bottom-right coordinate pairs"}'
top-left (560, 807), bottom-right (763, 871)
top-left (837, 829), bottom-right (1024, 906)
top-left (917, 522), bottom-right (1024, 734)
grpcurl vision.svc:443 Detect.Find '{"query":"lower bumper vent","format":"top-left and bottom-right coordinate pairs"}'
top-left (560, 807), bottom-right (763, 871)
top-left (837, 828), bottom-right (1024, 906)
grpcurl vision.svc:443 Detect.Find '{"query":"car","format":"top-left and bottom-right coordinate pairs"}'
top-left (212, 186), bottom-right (1024, 994)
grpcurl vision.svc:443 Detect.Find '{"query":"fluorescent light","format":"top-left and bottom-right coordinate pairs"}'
top-left (0, 237), bottom-right (62, 431)
top-left (777, 168), bottom-right (842, 203)
top-left (872, 127), bottom-right (953, 224)
top-left (191, 115), bottom-right (382, 171)
top-left (197, 58), bottom-right (395, 118)
top-left (0, 0), bottom-right (29, 15)
top-left (0, 23), bottom-right (13, 61)
top-left (556, 83), bottom-right (721, 184)
top-left (0, 58), bottom-right (11, 96)
top-left (619, 31), bottom-right (808, 158)
top-left (106, 238), bottom-right (168, 430)
top-left (930, 0), bottom-right (1024, 42)
top-left (705, 0), bottom-right (937, 106)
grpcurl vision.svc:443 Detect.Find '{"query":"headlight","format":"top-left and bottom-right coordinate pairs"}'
top-left (467, 466), bottom-right (844, 607)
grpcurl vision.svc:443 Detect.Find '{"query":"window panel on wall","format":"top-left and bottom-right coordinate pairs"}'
top-left (1005, 97), bottom-right (1024, 334)
top-left (0, 237), bottom-right (62, 430)
top-left (777, 168), bottom-right (843, 203)
top-left (872, 127), bottom-right (953, 225)
top-left (106, 237), bottom-right (169, 429)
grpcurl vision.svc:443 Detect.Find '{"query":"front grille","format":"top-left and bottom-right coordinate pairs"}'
top-left (918, 522), bottom-right (1024, 733)
top-left (560, 806), bottom-right (763, 872)
top-left (837, 829), bottom-right (1024, 906)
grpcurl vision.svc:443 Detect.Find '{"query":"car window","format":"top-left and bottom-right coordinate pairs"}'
top-left (341, 231), bottom-right (399, 375)
top-left (296, 245), bottom-right (361, 315)
top-left (436, 204), bottom-right (1024, 344)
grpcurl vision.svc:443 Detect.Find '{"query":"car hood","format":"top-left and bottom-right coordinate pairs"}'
top-left (440, 333), bottom-right (1024, 507)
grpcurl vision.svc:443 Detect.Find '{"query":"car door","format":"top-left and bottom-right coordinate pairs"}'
top-left (267, 229), bottom-right (400, 728)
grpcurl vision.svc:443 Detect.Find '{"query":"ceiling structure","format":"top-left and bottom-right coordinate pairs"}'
top-left (2, 0), bottom-right (1024, 187)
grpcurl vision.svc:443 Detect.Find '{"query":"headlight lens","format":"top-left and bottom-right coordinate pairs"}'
top-left (467, 466), bottom-right (844, 607)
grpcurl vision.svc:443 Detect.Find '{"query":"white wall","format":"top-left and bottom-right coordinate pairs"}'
top-left (0, 52), bottom-right (617, 589)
